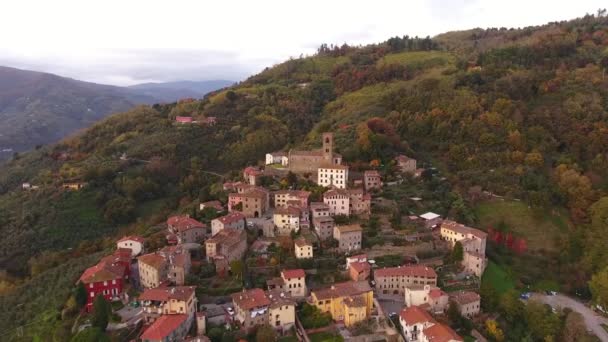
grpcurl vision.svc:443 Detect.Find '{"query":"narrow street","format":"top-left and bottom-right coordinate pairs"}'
top-left (530, 293), bottom-right (608, 341)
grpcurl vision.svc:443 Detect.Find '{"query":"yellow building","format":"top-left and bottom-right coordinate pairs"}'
top-left (139, 286), bottom-right (197, 323)
top-left (343, 296), bottom-right (368, 326)
top-left (310, 281), bottom-right (373, 327)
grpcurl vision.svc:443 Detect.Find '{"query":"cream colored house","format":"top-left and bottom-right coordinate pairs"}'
top-left (374, 265), bottom-right (438, 297)
top-left (440, 220), bottom-right (487, 277)
top-left (267, 269), bottom-right (307, 298)
top-left (205, 229), bottom-right (247, 264)
top-left (231, 288), bottom-right (295, 332)
top-left (395, 155), bottom-right (417, 174)
top-left (450, 291), bottom-right (481, 318)
top-left (323, 189), bottom-right (371, 217)
top-left (334, 224), bottom-right (362, 252)
top-left (323, 190), bottom-right (350, 216)
top-left (317, 164), bottom-right (349, 188)
top-left (138, 253), bottom-right (167, 289)
top-left (274, 190), bottom-right (310, 208)
top-left (273, 206), bottom-right (301, 235)
top-left (267, 290), bottom-right (296, 332)
top-left (139, 286), bottom-right (197, 323)
top-left (404, 285), bottom-right (449, 314)
top-left (294, 238), bottom-right (313, 259)
top-left (211, 212), bottom-right (245, 236)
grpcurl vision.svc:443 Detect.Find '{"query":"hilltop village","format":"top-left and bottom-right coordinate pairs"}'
top-left (74, 132), bottom-right (491, 342)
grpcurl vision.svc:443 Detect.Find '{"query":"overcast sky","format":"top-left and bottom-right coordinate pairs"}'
top-left (1, 0), bottom-right (605, 86)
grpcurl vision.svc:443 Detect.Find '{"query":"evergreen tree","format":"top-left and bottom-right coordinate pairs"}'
top-left (75, 282), bottom-right (87, 309)
top-left (91, 295), bottom-right (110, 331)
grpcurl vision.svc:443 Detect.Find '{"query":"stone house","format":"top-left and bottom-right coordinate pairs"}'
top-left (333, 224), bottom-right (362, 252)
top-left (363, 170), bottom-right (382, 191)
top-left (211, 212), bottom-right (245, 236)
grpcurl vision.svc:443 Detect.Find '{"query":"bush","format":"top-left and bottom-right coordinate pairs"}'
top-left (299, 303), bottom-right (332, 329)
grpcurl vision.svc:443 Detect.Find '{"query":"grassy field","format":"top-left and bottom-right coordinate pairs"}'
top-left (308, 332), bottom-right (344, 342)
top-left (482, 261), bottom-right (515, 295)
top-left (475, 200), bottom-right (569, 252)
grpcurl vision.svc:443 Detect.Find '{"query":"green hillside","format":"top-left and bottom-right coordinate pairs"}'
top-left (0, 14), bottom-right (608, 340)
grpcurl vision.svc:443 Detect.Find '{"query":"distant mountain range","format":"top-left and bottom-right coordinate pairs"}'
top-left (0, 66), bottom-right (232, 158)
top-left (128, 80), bottom-right (234, 103)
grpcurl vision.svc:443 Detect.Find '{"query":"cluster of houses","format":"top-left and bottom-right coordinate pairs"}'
top-left (74, 131), bottom-right (489, 341)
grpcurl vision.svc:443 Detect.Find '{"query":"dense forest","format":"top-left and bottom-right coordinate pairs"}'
top-left (0, 12), bottom-right (608, 341)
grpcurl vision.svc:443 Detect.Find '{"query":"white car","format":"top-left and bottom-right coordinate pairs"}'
top-left (226, 307), bottom-right (235, 315)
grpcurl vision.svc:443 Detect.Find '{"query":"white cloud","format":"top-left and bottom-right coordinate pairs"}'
top-left (0, 0), bottom-right (604, 85)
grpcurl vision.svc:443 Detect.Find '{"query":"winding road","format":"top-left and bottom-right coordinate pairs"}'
top-left (530, 293), bottom-right (608, 341)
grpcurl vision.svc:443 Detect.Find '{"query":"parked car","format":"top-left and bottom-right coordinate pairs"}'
top-left (226, 307), bottom-right (235, 316)
top-left (520, 292), bottom-right (531, 300)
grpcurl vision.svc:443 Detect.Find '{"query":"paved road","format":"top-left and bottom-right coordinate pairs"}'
top-left (531, 293), bottom-right (608, 341)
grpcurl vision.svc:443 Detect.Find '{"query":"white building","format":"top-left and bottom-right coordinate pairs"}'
top-left (440, 220), bottom-right (488, 277)
top-left (404, 285), bottom-right (449, 314)
top-left (317, 164), bottom-right (349, 189)
top-left (116, 236), bottom-right (145, 257)
top-left (323, 190), bottom-right (350, 216)
top-left (399, 305), bottom-right (436, 342)
top-left (265, 152), bottom-right (288, 166)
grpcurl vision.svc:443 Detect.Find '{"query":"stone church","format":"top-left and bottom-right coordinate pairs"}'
top-left (288, 133), bottom-right (342, 173)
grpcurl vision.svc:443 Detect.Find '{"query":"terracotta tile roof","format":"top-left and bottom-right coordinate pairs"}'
top-left (350, 261), bottom-right (371, 273)
top-left (318, 163), bottom-right (348, 170)
top-left (310, 202), bottom-right (330, 210)
top-left (313, 217), bottom-right (334, 225)
top-left (294, 238), bottom-right (311, 248)
top-left (364, 170), bottom-right (381, 177)
top-left (243, 166), bottom-right (263, 176)
top-left (423, 322), bottom-right (463, 342)
top-left (266, 289), bottom-right (295, 309)
top-left (289, 149), bottom-right (324, 157)
top-left (231, 288), bottom-right (271, 310)
top-left (215, 212), bottom-right (245, 225)
top-left (274, 190), bottom-right (311, 198)
top-left (167, 215), bottom-right (206, 232)
top-left (201, 200), bottom-right (223, 210)
top-left (79, 262), bottom-right (124, 284)
top-left (282, 269), bottom-right (305, 279)
top-left (343, 296), bottom-right (366, 308)
top-left (400, 305), bottom-right (435, 326)
top-left (138, 253), bottom-right (167, 270)
top-left (441, 220), bottom-right (487, 239)
top-left (206, 229), bottom-right (245, 248)
top-left (117, 235), bottom-right (145, 243)
top-left (274, 206), bottom-right (301, 216)
top-left (139, 286), bottom-right (195, 302)
top-left (323, 189), bottom-right (350, 198)
top-left (429, 288), bottom-right (448, 299)
top-left (140, 314), bottom-right (188, 340)
top-left (335, 224), bottom-right (363, 234)
top-left (312, 281), bottom-right (371, 301)
top-left (450, 291), bottom-right (480, 305)
top-left (374, 265), bottom-right (437, 278)
top-left (241, 188), bottom-right (268, 198)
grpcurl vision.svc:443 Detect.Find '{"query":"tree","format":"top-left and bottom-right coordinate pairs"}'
top-left (499, 289), bottom-right (524, 323)
top-left (563, 311), bottom-right (595, 342)
top-left (524, 301), bottom-right (560, 341)
top-left (230, 260), bottom-right (244, 281)
top-left (451, 242), bottom-right (464, 263)
top-left (589, 265), bottom-right (608, 309)
top-left (485, 319), bottom-right (504, 342)
top-left (91, 295), bottom-right (111, 331)
top-left (75, 282), bottom-right (87, 309)
top-left (255, 324), bottom-right (277, 342)
top-left (70, 327), bottom-right (110, 342)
